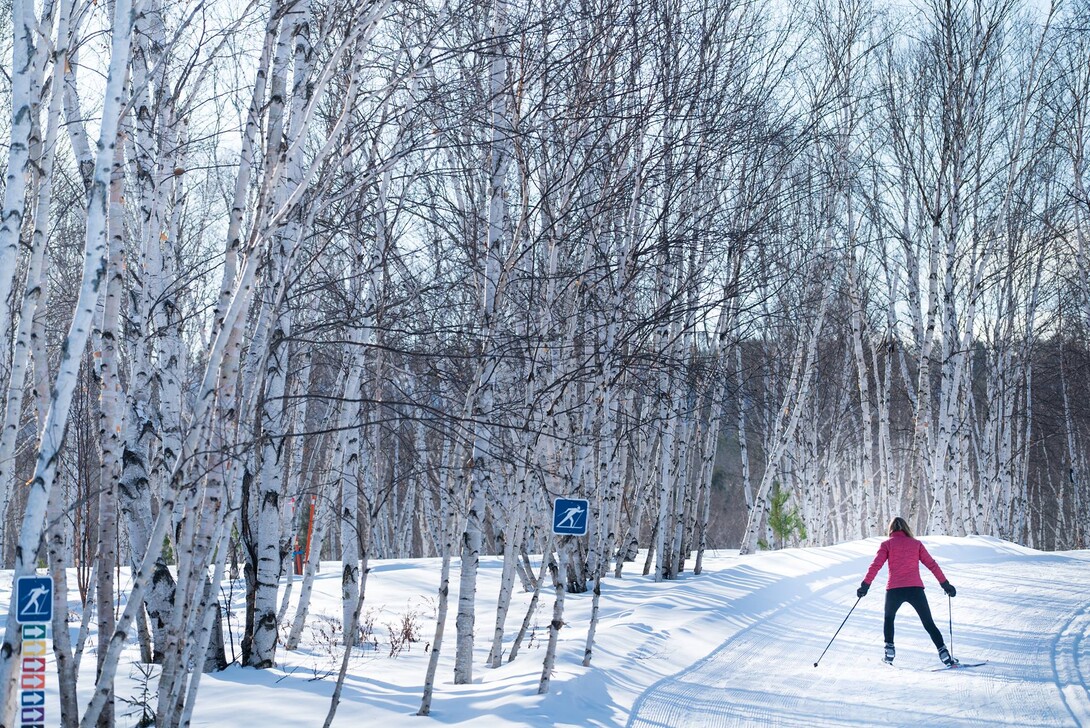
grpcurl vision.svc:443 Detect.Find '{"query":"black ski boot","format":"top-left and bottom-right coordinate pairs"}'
top-left (884, 642), bottom-right (895, 664)
top-left (938, 645), bottom-right (958, 667)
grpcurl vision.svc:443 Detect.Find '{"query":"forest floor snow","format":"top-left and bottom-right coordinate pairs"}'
top-left (2, 535), bottom-right (1089, 726)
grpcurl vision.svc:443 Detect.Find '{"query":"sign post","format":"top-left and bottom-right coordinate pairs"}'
top-left (552, 498), bottom-right (589, 537)
top-left (15, 576), bottom-right (52, 728)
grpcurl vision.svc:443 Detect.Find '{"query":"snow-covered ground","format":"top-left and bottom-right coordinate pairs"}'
top-left (3, 535), bottom-right (1089, 726)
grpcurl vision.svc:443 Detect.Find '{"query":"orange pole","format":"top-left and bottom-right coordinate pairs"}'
top-left (303, 494), bottom-right (316, 563)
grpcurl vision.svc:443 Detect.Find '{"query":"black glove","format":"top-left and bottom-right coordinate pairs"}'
top-left (941, 581), bottom-right (956, 597)
top-left (857, 581), bottom-right (869, 598)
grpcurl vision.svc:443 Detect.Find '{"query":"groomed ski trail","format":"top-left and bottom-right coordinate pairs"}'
top-left (626, 538), bottom-right (1090, 728)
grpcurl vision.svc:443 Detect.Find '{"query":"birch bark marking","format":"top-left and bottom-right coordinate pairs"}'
top-left (910, 208), bottom-right (942, 526)
top-left (63, 34), bottom-right (95, 191)
top-left (0, 0), bottom-right (136, 712)
top-left (150, 146), bottom-right (187, 508)
top-left (1011, 252), bottom-right (1043, 543)
top-left (654, 372), bottom-right (679, 580)
top-left (1073, 94), bottom-right (1090, 386)
top-left (418, 524), bottom-right (454, 715)
top-left (340, 406), bottom-right (363, 647)
top-left (250, 309), bottom-right (293, 665)
top-left (582, 568), bottom-right (602, 667)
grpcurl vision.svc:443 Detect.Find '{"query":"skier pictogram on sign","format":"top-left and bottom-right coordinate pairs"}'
top-left (552, 498), bottom-right (589, 536)
top-left (15, 576), bottom-right (53, 624)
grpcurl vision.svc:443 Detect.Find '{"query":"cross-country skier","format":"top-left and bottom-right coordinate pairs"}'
top-left (22, 585), bottom-right (49, 615)
top-left (855, 516), bottom-right (958, 667)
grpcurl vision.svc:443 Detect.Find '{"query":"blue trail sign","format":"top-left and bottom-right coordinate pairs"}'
top-left (15, 576), bottom-right (52, 624)
top-left (552, 498), bottom-right (589, 536)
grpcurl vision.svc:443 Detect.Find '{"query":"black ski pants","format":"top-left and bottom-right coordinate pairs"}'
top-left (884, 586), bottom-right (945, 648)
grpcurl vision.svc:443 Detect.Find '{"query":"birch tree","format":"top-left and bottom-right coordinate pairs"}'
top-left (0, 0), bottom-right (137, 715)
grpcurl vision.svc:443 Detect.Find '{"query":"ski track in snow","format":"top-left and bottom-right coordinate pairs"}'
top-left (3, 536), bottom-right (1087, 727)
top-left (626, 540), bottom-right (1090, 728)
top-left (1053, 594), bottom-right (1090, 724)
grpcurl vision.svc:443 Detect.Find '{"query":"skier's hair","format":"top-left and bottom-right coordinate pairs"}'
top-left (888, 517), bottom-right (914, 539)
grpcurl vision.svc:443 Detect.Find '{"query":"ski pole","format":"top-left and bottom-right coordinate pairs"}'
top-left (814, 596), bottom-right (861, 668)
top-left (948, 594), bottom-right (954, 658)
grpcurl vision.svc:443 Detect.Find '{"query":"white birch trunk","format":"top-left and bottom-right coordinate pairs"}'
top-left (848, 257), bottom-right (877, 534)
top-left (653, 389), bottom-right (676, 579)
top-left (0, 0), bottom-right (41, 349)
top-left (241, 0), bottom-right (298, 653)
top-left (277, 352), bottom-right (313, 623)
top-left (117, 0), bottom-right (182, 662)
top-left (285, 489), bottom-right (330, 650)
top-left (0, 0), bottom-right (135, 712)
top-left (507, 536), bottom-right (553, 663)
top-left (47, 457), bottom-right (79, 726)
top-left (340, 410), bottom-right (363, 646)
top-left (418, 440), bottom-right (468, 715)
top-left (736, 346), bottom-right (754, 535)
top-left (0, 1), bottom-right (67, 543)
top-left (92, 119), bottom-right (130, 726)
top-left (487, 480), bottom-right (529, 667)
top-left (454, 0), bottom-right (511, 685)
top-left (537, 551), bottom-right (565, 695)
top-left (79, 8), bottom-right (302, 711)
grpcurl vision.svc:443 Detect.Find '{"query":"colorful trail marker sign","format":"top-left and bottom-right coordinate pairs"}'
top-left (15, 575), bottom-right (52, 728)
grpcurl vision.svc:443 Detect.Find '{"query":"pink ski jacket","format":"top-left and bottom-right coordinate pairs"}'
top-left (863, 531), bottom-right (947, 590)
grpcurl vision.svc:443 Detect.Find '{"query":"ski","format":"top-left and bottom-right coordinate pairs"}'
top-left (931, 660), bottom-right (987, 672)
top-left (881, 659), bottom-right (988, 672)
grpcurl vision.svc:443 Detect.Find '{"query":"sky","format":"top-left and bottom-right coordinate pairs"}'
top-left (2, 534), bottom-right (1089, 726)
